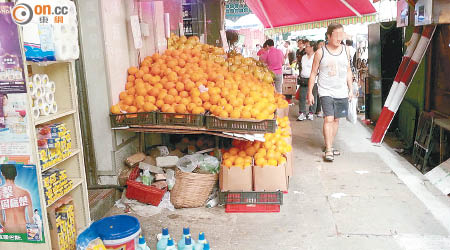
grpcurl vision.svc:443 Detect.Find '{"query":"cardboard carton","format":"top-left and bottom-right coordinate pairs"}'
top-left (276, 107), bottom-right (289, 118)
top-left (285, 151), bottom-right (293, 188)
top-left (253, 163), bottom-right (287, 192)
top-left (219, 165), bottom-right (253, 192)
top-left (282, 79), bottom-right (297, 95)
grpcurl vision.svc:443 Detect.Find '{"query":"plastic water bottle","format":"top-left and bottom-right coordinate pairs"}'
top-left (194, 232), bottom-right (206, 250)
top-left (183, 236), bottom-right (193, 250)
top-left (177, 227), bottom-right (195, 250)
top-left (203, 241), bottom-right (210, 250)
top-left (156, 228), bottom-right (170, 250)
top-left (138, 235), bottom-right (151, 250)
top-left (165, 238), bottom-right (176, 250)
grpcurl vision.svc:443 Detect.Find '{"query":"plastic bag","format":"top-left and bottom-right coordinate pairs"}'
top-left (165, 169), bottom-right (175, 190)
top-left (347, 82), bottom-right (359, 124)
top-left (198, 155), bottom-right (220, 174)
top-left (76, 227), bottom-right (106, 250)
top-left (176, 154), bottom-right (205, 173)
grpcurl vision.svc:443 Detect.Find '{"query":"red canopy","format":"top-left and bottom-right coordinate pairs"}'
top-left (245, 0), bottom-right (377, 29)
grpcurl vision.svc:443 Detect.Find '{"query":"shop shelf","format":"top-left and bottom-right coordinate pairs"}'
top-left (157, 112), bottom-right (204, 127)
top-left (219, 191), bottom-right (283, 205)
top-left (41, 149), bottom-right (80, 172)
top-left (205, 115), bottom-right (277, 133)
top-left (46, 178), bottom-right (83, 208)
top-left (34, 109), bottom-right (76, 125)
top-left (110, 111), bottom-right (157, 128)
top-left (225, 204), bottom-right (280, 213)
top-left (26, 60), bottom-right (75, 66)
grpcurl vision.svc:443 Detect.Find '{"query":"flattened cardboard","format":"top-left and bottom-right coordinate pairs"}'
top-left (220, 165), bottom-right (253, 191)
top-left (253, 163), bottom-right (287, 192)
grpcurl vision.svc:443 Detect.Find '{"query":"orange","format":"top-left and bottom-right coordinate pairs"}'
top-left (127, 87), bottom-right (136, 96)
top-left (145, 95), bottom-right (156, 104)
top-left (128, 66), bottom-right (138, 75)
top-left (185, 81), bottom-right (196, 91)
top-left (219, 98), bottom-right (228, 107)
top-left (267, 159), bottom-right (278, 166)
top-left (187, 103), bottom-right (196, 112)
top-left (163, 95), bottom-right (175, 105)
top-left (110, 105), bottom-right (121, 114)
top-left (127, 75), bottom-right (136, 82)
top-left (255, 157), bottom-right (266, 167)
top-left (155, 99), bottom-right (164, 109)
top-left (245, 146), bottom-right (256, 156)
top-left (229, 148), bottom-right (239, 156)
top-left (192, 106), bottom-right (205, 114)
top-left (135, 70), bottom-right (145, 79)
top-left (203, 102), bottom-right (211, 111)
top-left (143, 102), bottom-right (156, 112)
top-left (238, 151), bottom-right (247, 158)
top-left (190, 88), bottom-right (201, 98)
top-left (124, 96), bottom-right (134, 106)
top-left (176, 82), bottom-right (185, 92)
top-left (192, 96), bottom-right (202, 106)
top-left (224, 104), bottom-right (233, 114)
top-left (161, 104), bottom-right (171, 112)
top-left (143, 74), bottom-right (152, 82)
top-left (125, 82), bottom-right (134, 90)
top-left (168, 88), bottom-right (178, 97)
top-left (163, 81), bottom-right (175, 90)
top-left (119, 91), bottom-right (128, 100)
top-left (241, 110), bottom-right (251, 119)
top-left (136, 86), bottom-right (147, 96)
top-left (158, 92), bottom-right (167, 101)
top-left (223, 159), bottom-right (233, 168)
top-left (180, 91), bottom-right (189, 98)
top-left (181, 98), bottom-right (191, 106)
top-left (234, 157), bottom-right (244, 167)
top-left (223, 152), bottom-right (231, 160)
top-left (149, 87), bottom-right (160, 97)
top-left (200, 92), bottom-right (210, 102)
top-left (127, 105), bottom-right (137, 113)
top-left (230, 110), bottom-right (240, 119)
top-left (175, 95), bottom-right (182, 104)
top-left (175, 104), bottom-right (187, 113)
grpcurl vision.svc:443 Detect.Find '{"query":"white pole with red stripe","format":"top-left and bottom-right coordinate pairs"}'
top-left (372, 25), bottom-right (436, 144)
top-left (371, 27), bottom-right (423, 143)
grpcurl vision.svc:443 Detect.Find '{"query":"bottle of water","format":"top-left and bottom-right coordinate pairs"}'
top-left (157, 228), bottom-right (170, 250)
top-left (194, 232), bottom-right (206, 250)
top-left (165, 238), bottom-right (176, 250)
top-left (137, 235), bottom-right (151, 250)
top-left (183, 236), bottom-right (193, 250)
top-left (178, 227), bottom-right (195, 250)
top-left (203, 241), bottom-right (210, 250)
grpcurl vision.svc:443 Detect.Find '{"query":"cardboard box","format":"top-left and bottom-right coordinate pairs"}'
top-left (286, 151), bottom-right (293, 178)
top-left (282, 76), bottom-right (297, 95)
top-left (253, 164), bottom-right (287, 192)
top-left (220, 165), bottom-right (253, 192)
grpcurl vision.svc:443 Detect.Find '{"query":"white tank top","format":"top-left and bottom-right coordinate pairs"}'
top-left (317, 45), bottom-right (349, 98)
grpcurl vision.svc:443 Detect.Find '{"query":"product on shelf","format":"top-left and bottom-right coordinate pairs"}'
top-left (29, 73), bottom-right (58, 118)
top-left (111, 34), bottom-right (286, 122)
top-left (37, 123), bottom-right (72, 170)
top-left (55, 204), bottom-right (77, 250)
top-left (42, 168), bottom-right (73, 205)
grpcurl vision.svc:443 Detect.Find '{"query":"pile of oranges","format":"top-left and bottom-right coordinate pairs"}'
top-left (222, 140), bottom-right (258, 168)
top-left (110, 34), bottom-right (287, 120)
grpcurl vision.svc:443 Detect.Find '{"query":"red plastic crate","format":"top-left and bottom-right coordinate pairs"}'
top-left (225, 204), bottom-right (280, 213)
top-left (126, 167), bottom-right (166, 206)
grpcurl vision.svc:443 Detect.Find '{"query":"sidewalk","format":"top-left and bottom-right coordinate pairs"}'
top-left (106, 108), bottom-right (450, 250)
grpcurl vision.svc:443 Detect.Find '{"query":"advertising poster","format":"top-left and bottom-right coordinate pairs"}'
top-left (0, 93), bottom-right (31, 164)
top-left (0, 164), bottom-right (45, 243)
top-left (0, 3), bottom-right (26, 93)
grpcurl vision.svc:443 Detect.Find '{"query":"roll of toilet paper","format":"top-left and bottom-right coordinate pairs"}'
top-left (28, 81), bottom-right (37, 97)
top-left (44, 92), bottom-right (54, 104)
top-left (32, 106), bottom-right (40, 119)
top-left (40, 74), bottom-right (49, 86)
top-left (44, 81), bottom-right (56, 94)
top-left (40, 103), bottom-right (51, 116)
top-left (35, 96), bottom-right (45, 108)
top-left (32, 74), bottom-right (42, 87)
top-left (54, 42), bottom-right (70, 61)
top-left (50, 102), bottom-right (58, 114)
top-left (32, 86), bottom-right (44, 99)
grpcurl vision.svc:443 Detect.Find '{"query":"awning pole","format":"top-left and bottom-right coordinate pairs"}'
top-left (256, 0), bottom-right (274, 29)
top-left (340, 0), bottom-right (362, 17)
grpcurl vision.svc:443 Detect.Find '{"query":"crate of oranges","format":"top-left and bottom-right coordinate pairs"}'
top-left (220, 145), bottom-right (254, 192)
top-left (109, 111), bottom-right (157, 128)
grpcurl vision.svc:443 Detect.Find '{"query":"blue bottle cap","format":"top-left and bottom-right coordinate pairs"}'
top-left (162, 227), bottom-right (169, 236)
top-left (203, 241), bottom-right (210, 250)
top-left (167, 238), bottom-right (174, 246)
top-left (185, 236), bottom-right (192, 245)
top-left (198, 232), bottom-right (205, 241)
top-left (183, 227), bottom-right (190, 235)
top-left (139, 235), bottom-right (146, 244)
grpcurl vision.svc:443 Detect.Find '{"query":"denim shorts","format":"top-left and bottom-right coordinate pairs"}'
top-left (320, 96), bottom-right (348, 118)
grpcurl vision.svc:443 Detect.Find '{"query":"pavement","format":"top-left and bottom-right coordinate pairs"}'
top-left (106, 106), bottom-right (450, 250)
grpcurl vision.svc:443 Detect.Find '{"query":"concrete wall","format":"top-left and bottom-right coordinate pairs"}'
top-left (77, 0), bottom-right (168, 184)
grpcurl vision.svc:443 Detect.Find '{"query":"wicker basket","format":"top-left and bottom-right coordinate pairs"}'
top-left (170, 170), bottom-right (218, 208)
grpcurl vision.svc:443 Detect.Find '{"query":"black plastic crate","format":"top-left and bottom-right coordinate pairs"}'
top-left (157, 112), bottom-right (204, 127)
top-left (110, 112), bottom-right (157, 128)
top-left (205, 115), bottom-right (277, 133)
top-left (219, 191), bottom-right (283, 205)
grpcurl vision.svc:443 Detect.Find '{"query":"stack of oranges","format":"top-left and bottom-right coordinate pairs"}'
top-left (110, 35), bottom-right (284, 120)
top-left (277, 117), bottom-right (291, 138)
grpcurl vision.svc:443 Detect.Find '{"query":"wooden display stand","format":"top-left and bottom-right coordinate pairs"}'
top-left (3, 59), bottom-right (90, 249)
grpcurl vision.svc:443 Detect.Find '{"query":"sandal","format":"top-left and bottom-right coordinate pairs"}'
top-left (322, 147), bottom-right (341, 156)
top-left (324, 150), bottom-right (334, 162)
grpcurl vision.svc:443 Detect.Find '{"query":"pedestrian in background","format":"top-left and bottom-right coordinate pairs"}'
top-left (307, 23), bottom-right (353, 162)
top-left (260, 39), bottom-right (284, 93)
top-left (297, 41), bottom-right (318, 121)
